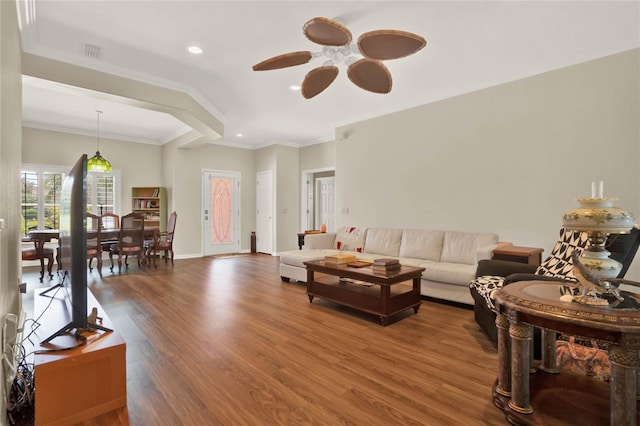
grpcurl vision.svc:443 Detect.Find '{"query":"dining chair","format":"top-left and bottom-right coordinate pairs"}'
top-left (100, 212), bottom-right (120, 251)
top-left (109, 212), bottom-right (145, 273)
top-left (86, 213), bottom-right (103, 277)
top-left (146, 211), bottom-right (177, 268)
top-left (100, 212), bottom-right (120, 229)
top-left (21, 236), bottom-right (55, 282)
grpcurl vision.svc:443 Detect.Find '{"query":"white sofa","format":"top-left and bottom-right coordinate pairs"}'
top-left (279, 226), bottom-right (506, 305)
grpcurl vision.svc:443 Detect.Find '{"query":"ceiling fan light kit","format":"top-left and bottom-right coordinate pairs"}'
top-left (253, 16), bottom-right (426, 99)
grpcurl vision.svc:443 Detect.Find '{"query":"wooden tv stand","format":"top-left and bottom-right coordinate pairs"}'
top-left (33, 288), bottom-right (127, 425)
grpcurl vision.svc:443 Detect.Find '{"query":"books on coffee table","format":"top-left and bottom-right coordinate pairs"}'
top-left (371, 258), bottom-right (401, 274)
top-left (324, 253), bottom-right (357, 265)
top-left (373, 258), bottom-right (400, 266)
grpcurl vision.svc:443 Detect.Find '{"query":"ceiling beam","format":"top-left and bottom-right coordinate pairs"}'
top-left (21, 52), bottom-right (223, 142)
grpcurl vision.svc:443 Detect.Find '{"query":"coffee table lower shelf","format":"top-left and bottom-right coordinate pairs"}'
top-left (304, 260), bottom-right (424, 325)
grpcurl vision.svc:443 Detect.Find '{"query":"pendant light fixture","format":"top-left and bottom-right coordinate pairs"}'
top-left (87, 110), bottom-right (112, 172)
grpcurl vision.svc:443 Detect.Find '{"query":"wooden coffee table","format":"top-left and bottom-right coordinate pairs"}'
top-left (303, 260), bottom-right (424, 325)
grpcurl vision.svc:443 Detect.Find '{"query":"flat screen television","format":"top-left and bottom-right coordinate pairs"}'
top-left (41, 154), bottom-right (109, 344)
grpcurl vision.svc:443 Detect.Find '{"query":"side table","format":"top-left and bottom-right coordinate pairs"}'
top-left (493, 245), bottom-right (544, 266)
top-left (296, 230), bottom-right (321, 250)
top-left (493, 280), bottom-right (640, 425)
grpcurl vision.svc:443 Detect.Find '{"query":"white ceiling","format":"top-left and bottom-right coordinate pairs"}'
top-left (18, 1), bottom-right (640, 149)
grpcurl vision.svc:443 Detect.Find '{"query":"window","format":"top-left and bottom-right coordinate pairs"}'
top-left (21, 164), bottom-right (120, 236)
top-left (88, 174), bottom-right (117, 215)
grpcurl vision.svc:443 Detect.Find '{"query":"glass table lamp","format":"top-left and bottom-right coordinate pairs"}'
top-left (562, 181), bottom-right (634, 303)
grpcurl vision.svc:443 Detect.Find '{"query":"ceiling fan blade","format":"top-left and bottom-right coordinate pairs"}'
top-left (357, 30), bottom-right (426, 60)
top-left (301, 66), bottom-right (339, 99)
top-left (252, 51), bottom-right (312, 71)
top-left (303, 17), bottom-right (352, 46)
top-left (347, 59), bottom-right (392, 94)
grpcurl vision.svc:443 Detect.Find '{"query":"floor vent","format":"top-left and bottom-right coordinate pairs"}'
top-left (83, 43), bottom-right (103, 60)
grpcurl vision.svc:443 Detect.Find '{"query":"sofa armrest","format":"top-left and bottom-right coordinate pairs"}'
top-left (304, 232), bottom-right (336, 249)
top-left (503, 273), bottom-right (575, 286)
top-left (475, 241), bottom-right (512, 263)
top-left (475, 259), bottom-right (538, 278)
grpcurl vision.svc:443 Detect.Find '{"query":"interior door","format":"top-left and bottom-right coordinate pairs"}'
top-left (315, 176), bottom-right (335, 232)
top-left (203, 171), bottom-right (240, 256)
top-left (256, 170), bottom-right (273, 254)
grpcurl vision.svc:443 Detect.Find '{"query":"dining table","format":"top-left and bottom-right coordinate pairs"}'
top-left (28, 227), bottom-right (156, 279)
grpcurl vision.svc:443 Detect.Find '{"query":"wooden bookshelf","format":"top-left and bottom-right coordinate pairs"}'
top-left (131, 186), bottom-right (166, 230)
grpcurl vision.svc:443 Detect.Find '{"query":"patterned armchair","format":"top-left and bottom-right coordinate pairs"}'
top-left (469, 226), bottom-right (640, 352)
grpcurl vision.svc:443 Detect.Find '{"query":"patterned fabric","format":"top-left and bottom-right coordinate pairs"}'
top-left (334, 226), bottom-right (366, 252)
top-left (534, 228), bottom-right (589, 279)
top-left (469, 227), bottom-right (590, 311)
top-left (469, 275), bottom-right (504, 310)
top-left (556, 336), bottom-right (611, 382)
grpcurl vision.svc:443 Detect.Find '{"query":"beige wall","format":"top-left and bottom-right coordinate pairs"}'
top-left (22, 128), bottom-right (260, 259)
top-left (14, 44), bottom-right (640, 280)
top-left (0, 0), bottom-right (22, 414)
top-left (255, 144), bottom-right (301, 253)
top-left (336, 48), bottom-right (640, 280)
top-left (22, 127), bottom-right (163, 215)
top-left (171, 143), bottom-right (256, 257)
top-left (299, 140), bottom-right (336, 171)
top-left (275, 145), bottom-right (300, 252)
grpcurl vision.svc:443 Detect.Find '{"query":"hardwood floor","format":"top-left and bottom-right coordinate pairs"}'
top-left (19, 254), bottom-right (504, 425)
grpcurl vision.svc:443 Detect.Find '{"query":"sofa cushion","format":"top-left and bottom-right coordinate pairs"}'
top-left (279, 250), bottom-right (329, 268)
top-left (399, 229), bottom-right (444, 261)
top-left (363, 228), bottom-right (403, 257)
top-left (334, 226), bottom-right (367, 252)
top-left (422, 262), bottom-right (477, 286)
top-left (441, 231), bottom-right (498, 265)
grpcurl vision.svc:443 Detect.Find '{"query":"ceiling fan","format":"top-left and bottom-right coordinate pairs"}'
top-left (252, 17), bottom-right (427, 99)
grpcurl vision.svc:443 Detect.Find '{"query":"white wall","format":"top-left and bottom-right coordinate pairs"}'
top-left (335, 48), bottom-right (640, 280)
top-left (0, 0), bottom-right (22, 416)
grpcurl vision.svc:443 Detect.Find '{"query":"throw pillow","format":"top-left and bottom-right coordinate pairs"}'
top-left (334, 226), bottom-right (366, 252)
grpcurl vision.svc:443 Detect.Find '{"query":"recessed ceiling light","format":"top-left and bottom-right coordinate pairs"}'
top-left (236, 133), bottom-right (243, 138)
top-left (187, 46), bottom-right (203, 55)
top-left (290, 85), bottom-right (301, 91)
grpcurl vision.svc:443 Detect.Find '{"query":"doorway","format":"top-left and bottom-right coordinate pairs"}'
top-left (202, 170), bottom-right (240, 255)
top-left (301, 168), bottom-right (335, 232)
top-left (315, 176), bottom-right (335, 231)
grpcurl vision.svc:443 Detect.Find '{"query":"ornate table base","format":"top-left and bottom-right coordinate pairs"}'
top-left (493, 373), bottom-right (640, 425)
top-left (493, 281), bottom-right (640, 426)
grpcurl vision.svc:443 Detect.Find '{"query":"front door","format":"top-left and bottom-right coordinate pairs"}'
top-left (203, 171), bottom-right (240, 256)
